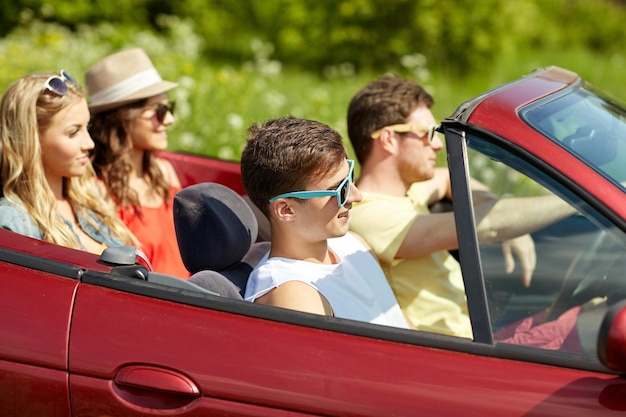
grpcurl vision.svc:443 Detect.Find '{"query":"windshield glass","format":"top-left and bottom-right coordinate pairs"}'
top-left (522, 86), bottom-right (626, 185)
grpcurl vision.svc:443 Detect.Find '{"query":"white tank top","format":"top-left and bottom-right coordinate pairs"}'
top-left (245, 233), bottom-right (409, 328)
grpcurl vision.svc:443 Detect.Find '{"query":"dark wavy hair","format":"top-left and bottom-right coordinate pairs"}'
top-left (89, 100), bottom-right (170, 215)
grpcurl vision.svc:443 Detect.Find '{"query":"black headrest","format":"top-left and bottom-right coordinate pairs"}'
top-left (174, 183), bottom-right (258, 274)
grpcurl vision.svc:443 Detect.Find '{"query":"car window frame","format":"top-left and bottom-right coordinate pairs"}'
top-left (443, 120), bottom-right (626, 372)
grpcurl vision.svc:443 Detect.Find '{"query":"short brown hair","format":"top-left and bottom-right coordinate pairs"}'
top-left (241, 116), bottom-right (348, 218)
top-left (347, 75), bottom-right (433, 164)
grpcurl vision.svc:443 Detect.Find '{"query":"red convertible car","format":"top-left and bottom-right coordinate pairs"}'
top-left (3, 66), bottom-right (626, 416)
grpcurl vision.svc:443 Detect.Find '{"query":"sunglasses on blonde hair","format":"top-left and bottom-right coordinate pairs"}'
top-left (42, 70), bottom-right (78, 96)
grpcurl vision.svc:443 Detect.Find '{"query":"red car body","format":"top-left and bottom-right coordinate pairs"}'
top-left (3, 66), bottom-right (626, 416)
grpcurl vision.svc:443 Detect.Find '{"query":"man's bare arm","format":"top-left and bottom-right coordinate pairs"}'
top-left (396, 194), bottom-right (575, 258)
top-left (254, 281), bottom-right (333, 316)
top-left (473, 194), bottom-right (577, 243)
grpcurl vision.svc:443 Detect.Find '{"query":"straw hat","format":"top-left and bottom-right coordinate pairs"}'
top-left (85, 47), bottom-right (178, 114)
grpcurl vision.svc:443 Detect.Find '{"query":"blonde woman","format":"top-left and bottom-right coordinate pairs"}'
top-left (0, 71), bottom-right (136, 253)
top-left (86, 48), bottom-right (189, 278)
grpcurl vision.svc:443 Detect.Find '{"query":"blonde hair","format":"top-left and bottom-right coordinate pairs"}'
top-left (0, 72), bottom-right (136, 249)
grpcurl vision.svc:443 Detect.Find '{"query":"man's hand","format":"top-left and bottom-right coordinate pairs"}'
top-left (501, 234), bottom-right (536, 287)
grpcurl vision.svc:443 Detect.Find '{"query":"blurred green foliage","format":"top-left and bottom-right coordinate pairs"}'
top-left (0, 0), bottom-right (625, 193)
top-left (3, 0), bottom-right (625, 74)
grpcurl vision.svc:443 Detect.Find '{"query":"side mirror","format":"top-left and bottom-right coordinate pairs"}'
top-left (598, 300), bottom-right (626, 373)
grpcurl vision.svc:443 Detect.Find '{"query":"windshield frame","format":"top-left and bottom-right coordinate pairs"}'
top-left (520, 84), bottom-right (626, 189)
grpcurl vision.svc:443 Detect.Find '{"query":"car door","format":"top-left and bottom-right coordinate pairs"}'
top-left (2, 226), bottom-right (623, 416)
top-left (0, 235), bottom-right (81, 417)
top-left (64, 261), bottom-right (626, 417)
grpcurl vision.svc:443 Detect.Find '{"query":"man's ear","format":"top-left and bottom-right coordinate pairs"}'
top-left (270, 199), bottom-right (297, 222)
top-left (377, 127), bottom-right (399, 155)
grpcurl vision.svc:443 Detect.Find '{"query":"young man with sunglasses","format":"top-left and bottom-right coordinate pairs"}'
top-left (241, 116), bottom-right (411, 328)
top-left (347, 76), bottom-right (576, 340)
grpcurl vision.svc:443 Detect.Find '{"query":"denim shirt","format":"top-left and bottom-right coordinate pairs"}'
top-left (0, 197), bottom-right (124, 249)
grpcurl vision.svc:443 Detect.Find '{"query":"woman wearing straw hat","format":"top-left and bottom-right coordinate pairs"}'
top-left (86, 47), bottom-right (189, 278)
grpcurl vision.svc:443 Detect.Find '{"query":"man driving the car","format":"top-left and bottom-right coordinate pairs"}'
top-left (347, 75), bottom-right (578, 341)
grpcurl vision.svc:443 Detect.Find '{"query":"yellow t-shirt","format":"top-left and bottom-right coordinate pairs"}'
top-left (350, 182), bottom-right (472, 338)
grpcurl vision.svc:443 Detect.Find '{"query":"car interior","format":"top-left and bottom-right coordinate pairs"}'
top-left (97, 182), bottom-right (270, 300)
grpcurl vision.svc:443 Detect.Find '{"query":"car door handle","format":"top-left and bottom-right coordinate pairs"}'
top-left (114, 365), bottom-right (200, 397)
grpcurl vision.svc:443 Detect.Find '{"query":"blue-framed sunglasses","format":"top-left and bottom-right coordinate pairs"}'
top-left (269, 159), bottom-right (355, 207)
top-left (42, 70), bottom-right (78, 96)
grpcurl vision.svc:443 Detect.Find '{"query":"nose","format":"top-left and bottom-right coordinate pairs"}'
top-left (430, 132), bottom-right (444, 151)
top-left (82, 130), bottom-right (95, 151)
top-left (162, 110), bottom-right (175, 126)
top-left (348, 182), bottom-right (363, 204)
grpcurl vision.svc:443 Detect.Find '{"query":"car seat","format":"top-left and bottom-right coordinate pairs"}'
top-left (563, 125), bottom-right (617, 166)
top-left (173, 182), bottom-right (270, 299)
top-left (98, 245), bottom-right (222, 295)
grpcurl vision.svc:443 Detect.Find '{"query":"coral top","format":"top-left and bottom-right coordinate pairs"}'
top-left (118, 184), bottom-right (190, 279)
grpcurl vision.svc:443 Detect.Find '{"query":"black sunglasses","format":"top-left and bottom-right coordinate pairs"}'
top-left (153, 102), bottom-right (175, 124)
top-left (42, 70), bottom-right (78, 96)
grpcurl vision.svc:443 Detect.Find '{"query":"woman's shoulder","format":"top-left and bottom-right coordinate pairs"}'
top-left (0, 197), bottom-right (27, 213)
top-left (156, 156), bottom-right (181, 188)
top-left (0, 198), bottom-right (44, 238)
